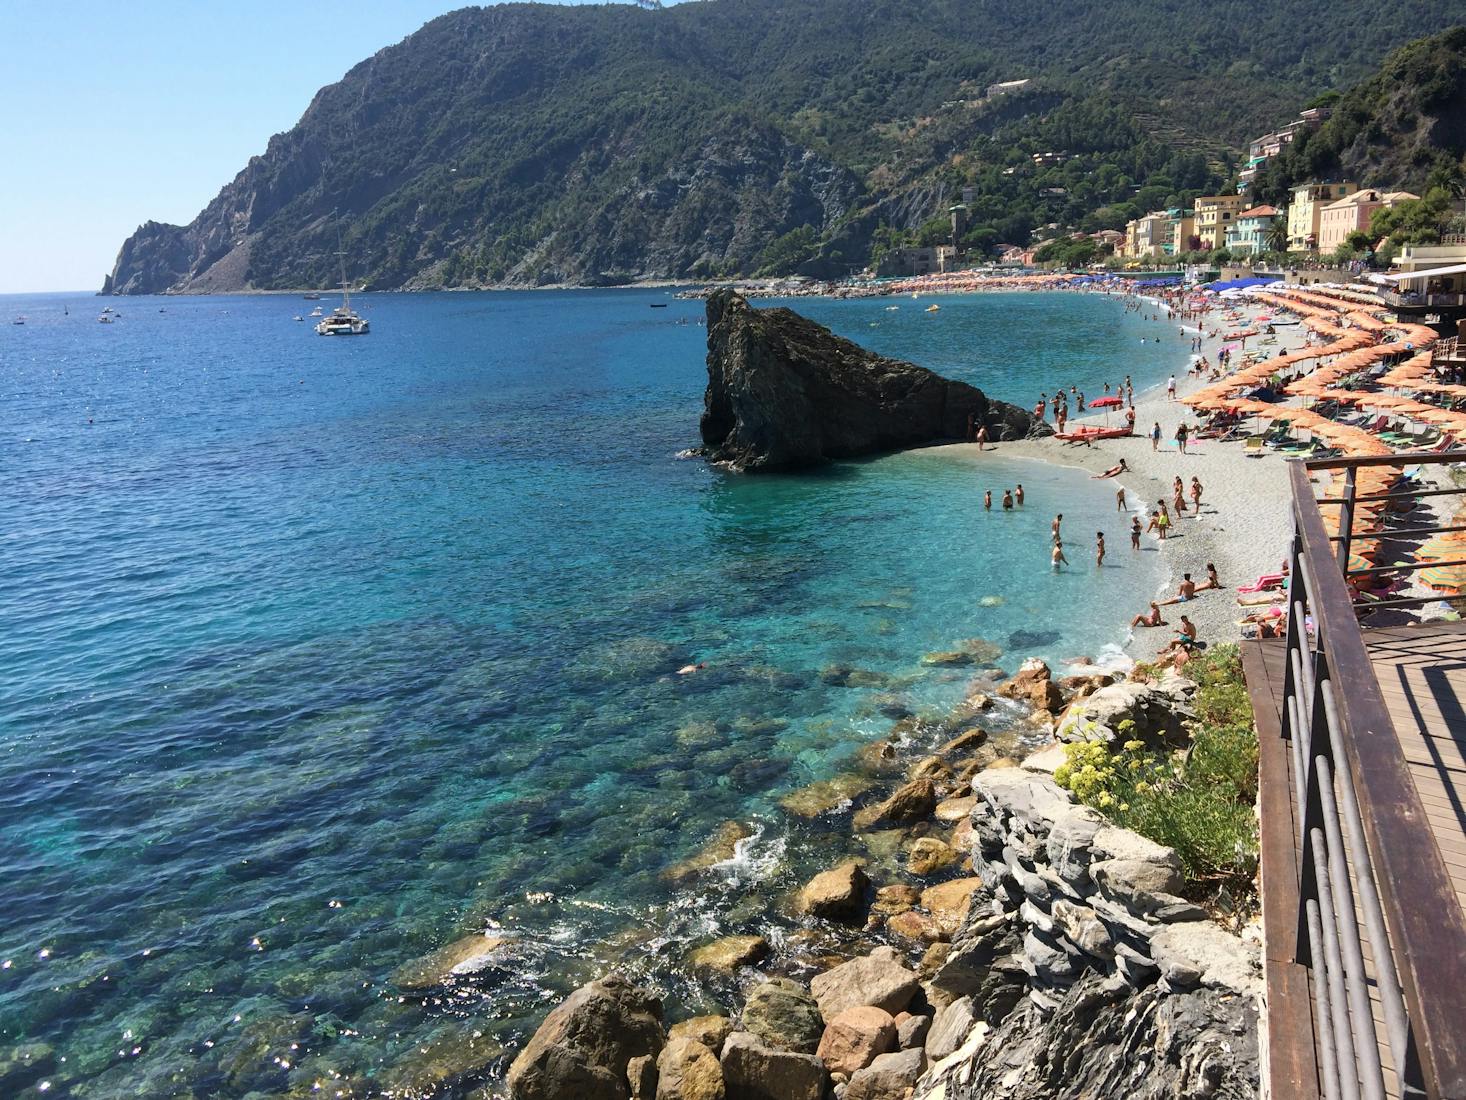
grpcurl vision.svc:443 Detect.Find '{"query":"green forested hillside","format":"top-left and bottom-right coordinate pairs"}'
top-left (1253, 26), bottom-right (1466, 203)
top-left (103, 1), bottom-right (1466, 293)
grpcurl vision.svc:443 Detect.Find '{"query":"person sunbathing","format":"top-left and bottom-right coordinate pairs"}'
top-left (1160, 573), bottom-right (1197, 604)
top-left (1093, 459), bottom-right (1129, 479)
top-left (1197, 562), bottom-right (1221, 590)
top-left (1130, 602), bottom-right (1166, 628)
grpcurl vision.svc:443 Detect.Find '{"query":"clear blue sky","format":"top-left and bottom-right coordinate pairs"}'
top-left (0, 1), bottom-right (639, 293)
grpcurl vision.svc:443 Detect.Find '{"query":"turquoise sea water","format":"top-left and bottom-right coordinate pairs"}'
top-left (0, 288), bottom-right (1179, 1096)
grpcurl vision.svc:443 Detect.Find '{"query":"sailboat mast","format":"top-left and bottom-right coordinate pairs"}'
top-left (336, 222), bottom-right (350, 310)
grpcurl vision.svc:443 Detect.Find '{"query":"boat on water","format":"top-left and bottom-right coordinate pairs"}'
top-left (303, 292), bottom-right (322, 300)
top-left (316, 225), bottom-right (369, 336)
top-left (649, 303), bottom-right (668, 309)
top-left (12, 316), bottom-right (24, 325)
top-left (98, 315), bottom-right (113, 324)
top-left (925, 304), bottom-right (940, 313)
top-left (294, 315), bottom-right (305, 322)
top-left (310, 306), bottom-right (324, 317)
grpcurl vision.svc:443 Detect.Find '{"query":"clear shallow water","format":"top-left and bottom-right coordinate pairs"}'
top-left (0, 288), bottom-right (1174, 1097)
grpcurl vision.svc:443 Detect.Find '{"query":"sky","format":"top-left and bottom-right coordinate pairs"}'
top-left (0, 0), bottom-right (645, 294)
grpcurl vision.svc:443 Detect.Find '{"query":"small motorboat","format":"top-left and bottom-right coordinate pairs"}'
top-left (649, 303), bottom-right (668, 308)
top-left (11, 316), bottom-right (24, 325)
top-left (294, 315), bottom-right (305, 322)
top-left (310, 306), bottom-right (324, 317)
top-left (925, 304), bottom-right (940, 313)
top-left (98, 315), bottom-right (114, 324)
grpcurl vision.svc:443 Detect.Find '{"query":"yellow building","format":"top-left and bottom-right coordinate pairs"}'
top-left (1286, 181), bottom-right (1358, 251)
top-left (1192, 194), bottom-right (1250, 251)
top-left (1124, 212), bottom-right (1172, 259)
top-left (1171, 214), bottom-right (1196, 256)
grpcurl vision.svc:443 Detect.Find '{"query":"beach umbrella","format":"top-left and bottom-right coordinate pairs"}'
top-left (1089, 395), bottom-right (1123, 408)
top-left (1418, 561), bottom-right (1466, 595)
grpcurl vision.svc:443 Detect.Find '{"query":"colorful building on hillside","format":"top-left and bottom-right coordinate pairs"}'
top-left (1171, 212), bottom-right (1198, 256)
top-left (1236, 106), bottom-right (1333, 191)
top-left (1124, 211), bottom-right (1173, 259)
top-left (1316, 189), bottom-right (1419, 254)
top-left (1224, 205), bottom-right (1281, 256)
top-left (1193, 194), bottom-right (1250, 250)
top-left (1286, 181), bottom-right (1358, 251)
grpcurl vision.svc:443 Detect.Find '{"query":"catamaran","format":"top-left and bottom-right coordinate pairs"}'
top-left (316, 226), bottom-right (369, 336)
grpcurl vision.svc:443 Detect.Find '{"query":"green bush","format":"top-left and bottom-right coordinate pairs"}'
top-left (1054, 645), bottom-right (1258, 898)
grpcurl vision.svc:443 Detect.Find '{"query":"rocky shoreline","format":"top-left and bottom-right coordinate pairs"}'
top-left (491, 659), bottom-right (1261, 1100)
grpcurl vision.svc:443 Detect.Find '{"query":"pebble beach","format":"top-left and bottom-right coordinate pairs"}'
top-left (939, 294), bottom-right (1307, 662)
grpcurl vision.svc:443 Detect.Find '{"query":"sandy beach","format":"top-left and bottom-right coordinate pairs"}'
top-left (937, 294), bottom-right (1308, 662)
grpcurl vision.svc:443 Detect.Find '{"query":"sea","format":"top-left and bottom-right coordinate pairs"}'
top-left (0, 287), bottom-right (1182, 1097)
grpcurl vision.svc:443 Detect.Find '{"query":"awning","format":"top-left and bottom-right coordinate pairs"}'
top-left (1374, 262), bottom-right (1466, 284)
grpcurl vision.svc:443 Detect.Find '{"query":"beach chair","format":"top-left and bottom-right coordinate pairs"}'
top-left (1244, 436), bottom-right (1266, 457)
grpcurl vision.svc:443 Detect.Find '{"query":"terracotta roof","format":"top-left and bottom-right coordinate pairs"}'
top-left (1237, 205), bottom-right (1279, 219)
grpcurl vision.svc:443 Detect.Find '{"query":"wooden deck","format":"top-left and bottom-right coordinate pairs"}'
top-left (1246, 620), bottom-right (1466, 1099)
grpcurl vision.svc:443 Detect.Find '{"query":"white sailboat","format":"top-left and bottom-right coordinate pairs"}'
top-left (316, 224), bottom-right (369, 336)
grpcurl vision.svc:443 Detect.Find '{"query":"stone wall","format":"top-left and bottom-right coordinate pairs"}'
top-left (915, 766), bottom-right (1261, 1099)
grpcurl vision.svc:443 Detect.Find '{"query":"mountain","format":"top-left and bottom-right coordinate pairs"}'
top-left (103, 1), bottom-right (1465, 294)
top-left (1252, 26), bottom-right (1466, 203)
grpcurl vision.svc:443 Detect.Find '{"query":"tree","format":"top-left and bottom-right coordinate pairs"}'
top-left (1265, 218), bottom-right (1289, 253)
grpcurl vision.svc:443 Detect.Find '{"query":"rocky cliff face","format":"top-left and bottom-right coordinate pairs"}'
top-left (700, 290), bottom-right (1041, 471)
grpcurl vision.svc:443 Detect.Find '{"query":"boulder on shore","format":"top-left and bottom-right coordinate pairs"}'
top-left (507, 975), bottom-right (665, 1100)
top-left (740, 978), bottom-right (825, 1054)
top-left (700, 290), bottom-right (1041, 471)
top-left (809, 948), bottom-right (920, 1020)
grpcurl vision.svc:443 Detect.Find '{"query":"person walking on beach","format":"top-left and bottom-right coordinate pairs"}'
top-left (984, 489), bottom-right (992, 511)
top-left (1151, 421), bottom-right (1162, 452)
top-left (1015, 484), bottom-right (1025, 506)
top-left (1131, 515), bottom-right (1142, 549)
top-left (1001, 489), bottom-right (1013, 510)
top-left (976, 424), bottom-right (989, 451)
top-left (1166, 374), bottom-right (1177, 401)
top-left (1125, 407), bottom-right (1136, 433)
top-left (1175, 422), bottom-right (1190, 455)
top-left (1190, 476), bottom-right (1203, 513)
top-left (1052, 541), bottom-right (1069, 571)
top-left (1156, 502), bottom-right (1171, 540)
top-left (1172, 477), bottom-right (1188, 516)
top-left (1095, 531), bottom-right (1106, 568)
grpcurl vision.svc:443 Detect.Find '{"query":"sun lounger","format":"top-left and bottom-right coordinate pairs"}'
top-left (1244, 436), bottom-right (1265, 456)
top-left (1238, 572), bottom-right (1285, 593)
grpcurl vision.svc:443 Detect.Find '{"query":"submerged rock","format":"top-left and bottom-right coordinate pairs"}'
top-left (507, 974), bottom-right (664, 1100)
top-left (391, 932), bottom-right (511, 990)
top-left (853, 777), bottom-right (937, 831)
top-left (688, 935), bottom-right (771, 974)
top-left (662, 821), bottom-right (753, 882)
top-left (700, 290), bottom-right (1041, 471)
top-left (779, 774), bottom-right (873, 818)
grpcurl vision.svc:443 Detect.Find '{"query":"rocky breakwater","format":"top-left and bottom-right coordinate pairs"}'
top-left (913, 715), bottom-right (1261, 1096)
top-left (700, 290), bottom-right (1044, 471)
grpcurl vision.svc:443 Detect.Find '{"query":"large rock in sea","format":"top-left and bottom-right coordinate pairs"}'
top-left (507, 974), bottom-right (665, 1100)
top-left (700, 290), bottom-right (1042, 471)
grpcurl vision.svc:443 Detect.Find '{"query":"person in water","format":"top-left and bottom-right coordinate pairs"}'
top-left (1130, 601), bottom-right (1165, 628)
top-left (1001, 489), bottom-right (1014, 510)
top-left (1095, 531), bottom-right (1106, 567)
top-left (984, 489), bottom-right (992, 511)
top-left (1130, 515), bottom-right (1142, 549)
top-left (1015, 484), bottom-right (1025, 506)
top-left (1116, 486), bottom-right (1127, 512)
top-left (1051, 513), bottom-right (1063, 541)
top-left (1052, 541), bottom-right (1069, 571)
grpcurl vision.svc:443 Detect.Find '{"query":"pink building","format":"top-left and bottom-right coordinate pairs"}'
top-left (1317, 189), bottom-right (1419, 254)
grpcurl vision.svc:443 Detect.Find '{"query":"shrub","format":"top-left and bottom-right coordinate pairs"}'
top-left (1054, 645), bottom-right (1258, 900)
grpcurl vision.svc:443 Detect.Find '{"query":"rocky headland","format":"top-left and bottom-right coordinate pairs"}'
top-left (700, 291), bottom-right (1043, 471)
top-left (491, 659), bottom-right (1260, 1100)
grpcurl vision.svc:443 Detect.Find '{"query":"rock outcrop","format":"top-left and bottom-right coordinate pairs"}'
top-left (507, 974), bottom-right (665, 1100)
top-left (700, 291), bottom-right (1042, 471)
top-left (911, 765), bottom-right (1260, 1099)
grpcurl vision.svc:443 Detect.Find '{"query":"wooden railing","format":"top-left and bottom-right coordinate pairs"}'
top-left (1276, 452), bottom-right (1466, 1099)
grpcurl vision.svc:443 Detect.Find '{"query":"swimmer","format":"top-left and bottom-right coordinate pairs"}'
top-left (1015, 484), bottom-right (1025, 506)
top-left (1052, 541), bottom-right (1069, 571)
top-left (677, 663), bottom-right (707, 675)
top-left (984, 489), bottom-right (992, 510)
top-left (1002, 489), bottom-right (1014, 510)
